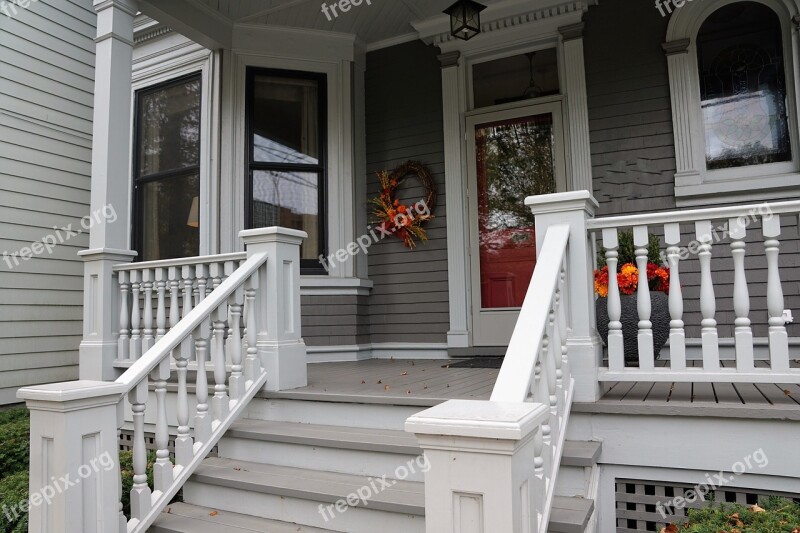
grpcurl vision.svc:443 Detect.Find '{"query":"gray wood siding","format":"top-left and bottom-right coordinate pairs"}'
top-left (364, 41), bottom-right (449, 345)
top-left (0, 0), bottom-right (95, 403)
top-left (584, 0), bottom-right (799, 340)
top-left (301, 295), bottom-right (370, 347)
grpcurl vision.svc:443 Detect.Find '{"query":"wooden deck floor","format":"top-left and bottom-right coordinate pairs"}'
top-left (262, 359), bottom-right (499, 407)
top-left (261, 358), bottom-right (800, 419)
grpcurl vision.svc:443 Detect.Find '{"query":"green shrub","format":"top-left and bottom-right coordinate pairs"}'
top-left (0, 409), bottom-right (29, 477)
top-left (674, 497), bottom-right (800, 532)
top-left (0, 471), bottom-right (29, 533)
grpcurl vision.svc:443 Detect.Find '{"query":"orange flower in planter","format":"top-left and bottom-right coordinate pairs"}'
top-left (594, 266), bottom-right (609, 297)
top-left (593, 262), bottom-right (670, 297)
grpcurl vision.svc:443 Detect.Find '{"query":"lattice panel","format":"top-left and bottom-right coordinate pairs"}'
top-left (615, 478), bottom-right (800, 532)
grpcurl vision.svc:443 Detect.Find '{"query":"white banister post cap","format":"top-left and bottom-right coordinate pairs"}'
top-left (525, 191), bottom-right (599, 217)
top-left (239, 227), bottom-right (308, 249)
top-left (17, 380), bottom-right (127, 409)
top-left (405, 399), bottom-right (549, 441)
top-left (77, 248), bottom-right (138, 262)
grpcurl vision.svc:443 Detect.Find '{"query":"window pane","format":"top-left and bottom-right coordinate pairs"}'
top-left (140, 174), bottom-right (200, 261)
top-left (472, 49), bottom-right (559, 109)
top-left (252, 75), bottom-right (320, 165)
top-left (138, 78), bottom-right (201, 177)
top-left (252, 170), bottom-right (320, 260)
top-left (697, 2), bottom-right (791, 170)
top-left (476, 114), bottom-right (556, 309)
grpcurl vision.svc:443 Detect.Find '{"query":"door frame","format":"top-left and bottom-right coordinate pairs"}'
top-left (466, 100), bottom-right (568, 347)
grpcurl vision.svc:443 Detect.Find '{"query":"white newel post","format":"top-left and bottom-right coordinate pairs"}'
top-left (240, 227), bottom-right (308, 391)
top-left (406, 400), bottom-right (550, 533)
top-left (17, 382), bottom-right (125, 533)
top-left (79, 0), bottom-right (139, 380)
top-left (527, 191), bottom-right (603, 402)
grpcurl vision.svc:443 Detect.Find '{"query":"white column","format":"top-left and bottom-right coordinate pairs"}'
top-left (17, 381), bottom-right (126, 533)
top-left (79, 0), bottom-right (139, 380)
top-left (559, 23), bottom-right (593, 193)
top-left (440, 51), bottom-right (471, 349)
top-left (527, 191), bottom-right (604, 402)
top-left (240, 227), bottom-right (308, 391)
top-left (406, 400), bottom-right (550, 533)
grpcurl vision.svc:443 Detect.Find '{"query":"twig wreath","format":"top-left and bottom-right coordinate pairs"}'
top-left (369, 160), bottom-right (437, 248)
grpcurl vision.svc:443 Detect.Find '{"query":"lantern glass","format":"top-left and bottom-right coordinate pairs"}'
top-left (444, 0), bottom-right (486, 41)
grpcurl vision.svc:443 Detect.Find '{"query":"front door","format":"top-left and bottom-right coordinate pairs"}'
top-left (467, 102), bottom-right (566, 346)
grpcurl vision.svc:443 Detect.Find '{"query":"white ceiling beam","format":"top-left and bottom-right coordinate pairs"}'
top-left (137, 0), bottom-right (233, 49)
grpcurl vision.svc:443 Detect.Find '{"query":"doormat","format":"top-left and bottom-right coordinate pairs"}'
top-left (447, 357), bottom-right (504, 369)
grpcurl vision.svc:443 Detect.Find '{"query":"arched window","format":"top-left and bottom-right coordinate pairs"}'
top-left (696, 2), bottom-right (791, 170)
top-left (664, 0), bottom-right (799, 204)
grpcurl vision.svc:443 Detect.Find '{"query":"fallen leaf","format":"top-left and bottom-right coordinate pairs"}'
top-left (784, 389), bottom-right (793, 396)
top-left (209, 511), bottom-right (218, 517)
top-left (361, 379), bottom-right (366, 384)
top-left (660, 525), bottom-right (678, 533)
top-left (423, 385), bottom-right (428, 390)
top-left (401, 372), bottom-right (408, 376)
top-left (446, 384), bottom-right (450, 388)
top-left (406, 390), bottom-right (412, 394)
top-left (377, 379), bottom-right (382, 384)
top-left (752, 504), bottom-right (766, 513)
top-left (384, 385), bottom-right (390, 391)
top-left (166, 507), bottom-right (172, 514)
top-left (233, 467), bottom-right (241, 471)
top-left (411, 361), bottom-right (416, 366)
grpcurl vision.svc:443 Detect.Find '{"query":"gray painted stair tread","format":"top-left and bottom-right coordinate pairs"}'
top-left (228, 419), bottom-right (421, 454)
top-left (549, 496), bottom-right (595, 533)
top-left (192, 457), bottom-right (425, 515)
top-left (561, 441), bottom-right (601, 467)
top-left (150, 503), bottom-right (333, 532)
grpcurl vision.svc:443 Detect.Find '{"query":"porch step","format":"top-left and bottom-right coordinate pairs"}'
top-left (182, 457), bottom-right (595, 532)
top-left (150, 503), bottom-right (334, 532)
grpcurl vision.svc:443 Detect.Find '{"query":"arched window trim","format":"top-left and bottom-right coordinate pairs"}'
top-left (664, 0), bottom-right (800, 205)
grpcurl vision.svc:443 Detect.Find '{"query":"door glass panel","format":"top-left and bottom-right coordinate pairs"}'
top-left (475, 113), bottom-right (556, 309)
top-left (140, 173), bottom-right (200, 261)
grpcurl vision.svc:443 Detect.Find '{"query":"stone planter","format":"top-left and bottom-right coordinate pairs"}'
top-left (596, 292), bottom-right (670, 363)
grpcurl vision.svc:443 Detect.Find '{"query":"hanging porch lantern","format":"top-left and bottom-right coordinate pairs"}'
top-left (444, 0), bottom-right (486, 41)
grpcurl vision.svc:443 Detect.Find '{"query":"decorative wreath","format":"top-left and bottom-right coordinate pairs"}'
top-left (369, 160), bottom-right (437, 248)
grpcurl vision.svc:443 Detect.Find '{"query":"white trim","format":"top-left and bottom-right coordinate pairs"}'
top-left (664, 0), bottom-right (800, 205)
top-left (131, 33), bottom-right (220, 257)
top-left (307, 342), bottom-right (450, 363)
top-left (300, 276), bottom-right (373, 296)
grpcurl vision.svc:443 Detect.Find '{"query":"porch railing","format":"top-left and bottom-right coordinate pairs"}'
top-left (588, 200), bottom-right (800, 383)
top-left (407, 195), bottom-right (594, 533)
top-left (18, 227), bottom-right (307, 533)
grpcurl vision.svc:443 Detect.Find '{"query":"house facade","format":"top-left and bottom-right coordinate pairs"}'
top-left (0, 0), bottom-right (96, 405)
top-left (10, 0), bottom-right (800, 531)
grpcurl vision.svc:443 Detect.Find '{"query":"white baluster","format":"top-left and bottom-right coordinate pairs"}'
top-left (602, 228), bottom-right (624, 371)
top-left (174, 339), bottom-right (193, 469)
top-left (118, 271), bottom-right (130, 361)
top-left (633, 226), bottom-right (654, 370)
top-left (729, 217), bottom-right (754, 372)
top-left (155, 268), bottom-right (167, 342)
top-left (212, 301), bottom-right (230, 421)
top-left (557, 268), bottom-right (571, 396)
top-left (544, 308), bottom-right (558, 428)
top-left (696, 220), bottom-right (720, 370)
top-left (551, 281), bottom-right (565, 413)
top-left (224, 261), bottom-right (237, 364)
top-left (211, 262), bottom-right (223, 290)
top-left (196, 264), bottom-right (208, 304)
top-left (182, 265), bottom-right (196, 362)
top-left (664, 223), bottom-right (686, 371)
top-left (193, 319), bottom-right (212, 445)
top-left (244, 273), bottom-right (261, 382)
top-left (142, 268), bottom-right (154, 353)
top-left (534, 362), bottom-right (552, 480)
top-left (763, 215), bottom-right (790, 371)
top-left (128, 380), bottom-right (151, 521)
top-left (130, 270), bottom-right (142, 360)
top-left (151, 358), bottom-right (173, 493)
top-left (228, 272), bottom-right (245, 401)
top-left (168, 267), bottom-right (180, 334)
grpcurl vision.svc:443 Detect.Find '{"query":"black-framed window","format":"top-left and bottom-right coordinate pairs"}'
top-left (133, 73), bottom-right (202, 261)
top-left (245, 67), bottom-right (327, 272)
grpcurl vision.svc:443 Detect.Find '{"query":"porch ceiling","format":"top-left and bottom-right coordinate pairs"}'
top-left (137, 0), bottom-right (576, 51)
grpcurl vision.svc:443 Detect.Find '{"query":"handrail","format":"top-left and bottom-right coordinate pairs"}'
top-left (112, 252), bottom-right (247, 272)
top-left (116, 251), bottom-right (266, 392)
top-left (491, 224), bottom-right (570, 403)
top-left (586, 199), bottom-right (800, 230)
